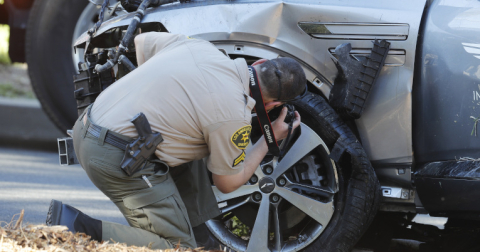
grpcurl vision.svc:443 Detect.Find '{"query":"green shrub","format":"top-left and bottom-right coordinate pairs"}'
top-left (0, 24), bottom-right (11, 65)
top-left (0, 83), bottom-right (35, 99)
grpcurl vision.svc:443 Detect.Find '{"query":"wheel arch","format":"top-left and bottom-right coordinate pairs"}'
top-left (78, 1), bottom-right (338, 99)
top-left (79, 0), bottom-right (425, 165)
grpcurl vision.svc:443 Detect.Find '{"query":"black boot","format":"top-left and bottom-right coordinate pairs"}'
top-left (46, 199), bottom-right (102, 242)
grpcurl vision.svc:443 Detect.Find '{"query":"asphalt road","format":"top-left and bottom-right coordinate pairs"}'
top-left (0, 145), bottom-right (453, 251)
top-left (0, 145), bottom-right (447, 227)
top-left (0, 146), bottom-right (128, 226)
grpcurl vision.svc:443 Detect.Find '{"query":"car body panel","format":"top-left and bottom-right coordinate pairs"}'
top-left (413, 0), bottom-right (480, 164)
top-left (76, 0), bottom-right (426, 165)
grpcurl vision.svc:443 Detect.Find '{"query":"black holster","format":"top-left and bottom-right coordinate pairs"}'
top-left (120, 113), bottom-right (164, 176)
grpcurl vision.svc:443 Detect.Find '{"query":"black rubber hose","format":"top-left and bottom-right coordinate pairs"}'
top-left (94, 59), bottom-right (116, 73)
top-left (119, 0), bottom-right (152, 53)
top-left (122, 0), bottom-right (175, 12)
top-left (94, 0), bottom-right (178, 73)
top-left (89, 0), bottom-right (110, 35)
top-left (95, 0), bottom-right (152, 73)
top-left (119, 55), bottom-right (137, 72)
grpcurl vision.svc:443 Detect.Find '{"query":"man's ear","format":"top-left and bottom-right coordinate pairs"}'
top-left (264, 101), bottom-right (283, 111)
top-left (252, 59), bottom-right (268, 66)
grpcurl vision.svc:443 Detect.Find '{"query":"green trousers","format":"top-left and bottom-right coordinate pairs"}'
top-left (72, 110), bottom-right (220, 250)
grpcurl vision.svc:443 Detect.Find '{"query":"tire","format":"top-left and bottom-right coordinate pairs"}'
top-left (194, 92), bottom-right (381, 252)
top-left (294, 93), bottom-right (381, 251)
top-left (26, 0), bottom-right (88, 133)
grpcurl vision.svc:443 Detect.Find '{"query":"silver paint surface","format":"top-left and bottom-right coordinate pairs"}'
top-left (299, 22), bottom-right (410, 40)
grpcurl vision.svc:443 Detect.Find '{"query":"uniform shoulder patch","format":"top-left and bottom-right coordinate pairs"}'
top-left (231, 125), bottom-right (252, 150)
top-left (233, 151), bottom-right (246, 167)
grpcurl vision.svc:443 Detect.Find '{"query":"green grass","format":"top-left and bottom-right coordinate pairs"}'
top-left (0, 24), bottom-right (11, 65)
top-left (231, 216), bottom-right (250, 237)
top-left (0, 83), bottom-right (35, 99)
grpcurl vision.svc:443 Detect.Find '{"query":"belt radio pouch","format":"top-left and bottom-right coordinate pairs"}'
top-left (120, 113), bottom-right (164, 176)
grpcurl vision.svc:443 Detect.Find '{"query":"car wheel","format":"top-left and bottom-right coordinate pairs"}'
top-left (26, 0), bottom-right (117, 132)
top-left (194, 92), bottom-right (380, 252)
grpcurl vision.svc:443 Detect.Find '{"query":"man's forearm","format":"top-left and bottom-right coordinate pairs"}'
top-left (243, 136), bottom-right (269, 179)
top-left (212, 137), bottom-right (268, 193)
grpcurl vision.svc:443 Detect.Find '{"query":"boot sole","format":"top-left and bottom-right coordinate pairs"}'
top-left (46, 199), bottom-right (62, 226)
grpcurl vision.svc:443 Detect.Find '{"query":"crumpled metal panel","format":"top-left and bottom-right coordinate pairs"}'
top-left (76, 0), bottom-right (426, 163)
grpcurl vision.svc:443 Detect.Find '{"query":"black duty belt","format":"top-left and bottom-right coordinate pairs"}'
top-left (87, 122), bottom-right (129, 150)
top-left (85, 105), bottom-right (164, 177)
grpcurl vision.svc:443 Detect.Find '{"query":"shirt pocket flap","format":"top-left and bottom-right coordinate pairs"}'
top-left (123, 176), bottom-right (176, 209)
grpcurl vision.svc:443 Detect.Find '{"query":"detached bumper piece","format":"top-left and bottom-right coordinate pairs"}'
top-left (57, 137), bottom-right (79, 165)
top-left (415, 160), bottom-right (480, 217)
top-left (73, 52), bottom-right (115, 117)
top-left (329, 39), bottom-right (390, 119)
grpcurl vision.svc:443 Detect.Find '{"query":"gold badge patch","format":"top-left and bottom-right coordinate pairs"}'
top-left (233, 151), bottom-right (246, 167)
top-left (231, 125), bottom-right (251, 150)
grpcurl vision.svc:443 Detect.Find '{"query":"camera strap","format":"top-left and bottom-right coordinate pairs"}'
top-left (248, 66), bottom-right (280, 156)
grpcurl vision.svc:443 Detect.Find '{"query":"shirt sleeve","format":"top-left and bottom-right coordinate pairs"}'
top-left (134, 32), bottom-right (189, 66)
top-left (205, 120), bottom-right (252, 175)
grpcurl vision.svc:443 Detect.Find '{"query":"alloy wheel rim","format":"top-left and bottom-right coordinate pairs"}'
top-left (206, 123), bottom-right (338, 252)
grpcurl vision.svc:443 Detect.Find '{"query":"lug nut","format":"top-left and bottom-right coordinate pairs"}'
top-left (249, 175), bottom-right (258, 184)
top-left (271, 194), bottom-right (280, 203)
top-left (253, 192), bottom-right (262, 201)
top-left (264, 165), bottom-right (273, 175)
top-left (278, 178), bottom-right (286, 186)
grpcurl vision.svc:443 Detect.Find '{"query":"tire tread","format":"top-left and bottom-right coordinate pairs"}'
top-left (292, 93), bottom-right (380, 252)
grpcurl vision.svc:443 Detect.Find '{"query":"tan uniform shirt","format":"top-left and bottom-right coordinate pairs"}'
top-left (91, 32), bottom-right (255, 175)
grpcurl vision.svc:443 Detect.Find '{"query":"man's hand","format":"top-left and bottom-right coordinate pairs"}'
top-left (271, 107), bottom-right (301, 141)
top-left (212, 107), bottom-right (300, 193)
